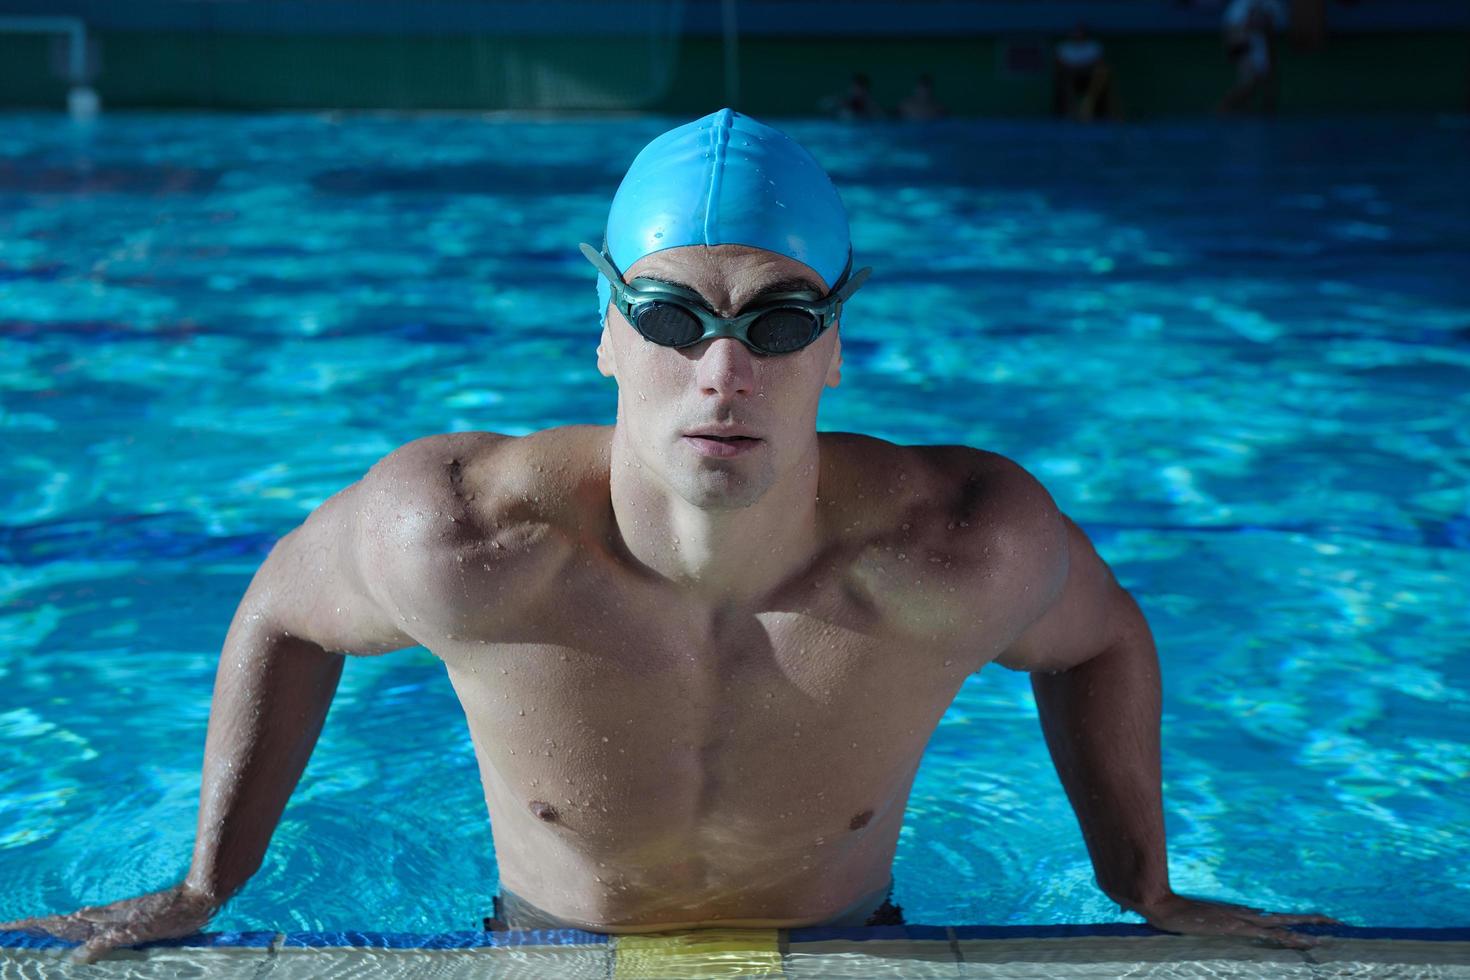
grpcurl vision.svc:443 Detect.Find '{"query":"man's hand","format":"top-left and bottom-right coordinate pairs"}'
top-left (1130, 891), bottom-right (1342, 950)
top-left (0, 882), bottom-right (218, 964)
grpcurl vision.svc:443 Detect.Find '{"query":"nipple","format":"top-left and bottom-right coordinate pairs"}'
top-left (529, 801), bottom-right (559, 823)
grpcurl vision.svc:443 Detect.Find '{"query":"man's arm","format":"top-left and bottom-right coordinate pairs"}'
top-left (2, 440), bottom-right (430, 962)
top-left (184, 453), bottom-right (423, 902)
top-left (988, 459), bottom-right (1337, 949)
top-left (988, 469), bottom-right (1169, 909)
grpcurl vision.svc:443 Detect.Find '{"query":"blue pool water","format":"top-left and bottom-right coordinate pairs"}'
top-left (0, 112), bottom-right (1466, 934)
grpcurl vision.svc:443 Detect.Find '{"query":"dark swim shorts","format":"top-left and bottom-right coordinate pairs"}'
top-left (483, 879), bottom-right (905, 931)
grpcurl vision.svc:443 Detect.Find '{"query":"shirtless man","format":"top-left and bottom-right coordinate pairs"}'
top-left (2, 108), bottom-right (1337, 964)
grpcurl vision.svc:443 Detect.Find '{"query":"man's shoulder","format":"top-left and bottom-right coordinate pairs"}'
top-left (366, 425), bottom-right (607, 507)
top-left (352, 426), bottom-right (607, 630)
top-left (359, 425), bottom-right (609, 555)
top-left (911, 443), bottom-right (1065, 560)
top-left (821, 433), bottom-right (1054, 526)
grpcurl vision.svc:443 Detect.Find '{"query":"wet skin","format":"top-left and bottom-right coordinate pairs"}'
top-left (269, 423), bottom-right (1057, 931)
top-left (227, 243), bottom-right (1089, 932)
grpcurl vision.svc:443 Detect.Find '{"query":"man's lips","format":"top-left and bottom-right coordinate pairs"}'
top-left (684, 427), bottom-right (760, 440)
top-left (683, 433), bottom-right (763, 457)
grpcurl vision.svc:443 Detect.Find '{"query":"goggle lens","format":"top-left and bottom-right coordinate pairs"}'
top-left (748, 309), bottom-right (819, 353)
top-left (633, 302), bottom-right (820, 354)
top-left (634, 303), bottom-right (703, 346)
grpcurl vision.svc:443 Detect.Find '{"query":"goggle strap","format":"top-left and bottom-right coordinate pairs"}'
top-left (579, 242), bottom-right (623, 291)
top-left (832, 266), bottom-right (872, 305)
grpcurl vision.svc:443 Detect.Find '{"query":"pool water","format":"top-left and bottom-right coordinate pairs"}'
top-left (0, 112), bottom-right (1466, 934)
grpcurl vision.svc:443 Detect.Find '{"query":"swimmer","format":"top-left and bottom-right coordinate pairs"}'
top-left (1, 108), bottom-right (1340, 963)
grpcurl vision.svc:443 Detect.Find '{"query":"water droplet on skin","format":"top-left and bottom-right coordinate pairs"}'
top-left (850, 742), bottom-right (859, 748)
top-left (944, 659), bottom-right (953, 667)
top-left (602, 736), bottom-right (609, 742)
top-left (518, 709), bottom-right (525, 716)
top-left (901, 524), bottom-right (910, 531)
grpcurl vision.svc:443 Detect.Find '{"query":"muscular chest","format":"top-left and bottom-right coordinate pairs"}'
top-left (434, 562), bottom-right (981, 837)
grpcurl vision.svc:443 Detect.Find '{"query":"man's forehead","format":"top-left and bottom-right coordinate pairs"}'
top-left (626, 245), bottom-right (828, 295)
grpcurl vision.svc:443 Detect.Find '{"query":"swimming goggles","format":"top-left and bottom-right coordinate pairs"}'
top-left (580, 241), bottom-right (871, 355)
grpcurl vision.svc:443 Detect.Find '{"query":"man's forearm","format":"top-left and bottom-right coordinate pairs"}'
top-left (1030, 592), bottom-right (1172, 910)
top-left (183, 608), bottom-right (345, 904)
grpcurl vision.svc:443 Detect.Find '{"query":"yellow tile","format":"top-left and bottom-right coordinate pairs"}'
top-left (614, 929), bottom-right (785, 978)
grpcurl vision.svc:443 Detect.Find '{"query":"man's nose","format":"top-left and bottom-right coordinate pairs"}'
top-left (695, 336), bottom-right (756, 397)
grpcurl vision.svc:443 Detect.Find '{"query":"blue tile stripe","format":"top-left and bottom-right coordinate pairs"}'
top-left (280, 928), bottom-right (608, 948)
top-left (0, 929), bottom-right (277, 950)
top-left (4, 923), bottom-right (1468, 952)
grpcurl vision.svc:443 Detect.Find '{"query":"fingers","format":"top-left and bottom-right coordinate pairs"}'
top-left (71, 935), bottom-right (120, 966)
top-left (1174, 913), bottom-right (1322, 951)
top-left (1259, 927), bottom-right (1320, 950)
top-left (70, 925), bottom-right (140, 965)
top-left (1265, 913), bottom-right (1342, 926)
top-left (1242, 910), bottom-right (1343, 927)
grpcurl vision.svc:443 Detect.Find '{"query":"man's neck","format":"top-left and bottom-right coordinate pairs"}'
top-left (606, 426), bottom-right (825, 611)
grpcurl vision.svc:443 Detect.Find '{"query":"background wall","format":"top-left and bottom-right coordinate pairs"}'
top-left (0, 0), bottom-right (1465, 117)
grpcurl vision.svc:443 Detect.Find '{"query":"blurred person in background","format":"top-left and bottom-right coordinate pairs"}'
top-left (1053, 24), bottom-right (1120, 122)
top-left (819, 72), bottom-right (886, 120)
top-left (1218, 0), bottom-right (1288, 114)
top-left (897, 73), bottom-right (947, 121)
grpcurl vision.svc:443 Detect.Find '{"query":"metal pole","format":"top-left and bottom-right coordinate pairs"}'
top-left (0, 16), bottom-right (87, 82)
top-left (721, 0), bottom-right (740, 108)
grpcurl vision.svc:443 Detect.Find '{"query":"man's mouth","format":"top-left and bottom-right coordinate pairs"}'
top-left (683, 433), bottom-right (763, 457)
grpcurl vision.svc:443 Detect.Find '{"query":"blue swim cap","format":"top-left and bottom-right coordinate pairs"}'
top-left (597, 108), bottom-right (852, 327)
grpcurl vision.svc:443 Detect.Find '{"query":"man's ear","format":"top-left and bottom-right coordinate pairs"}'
top-left (824, 329), bottom-right (842, 388)
top-left (596, 321), bottom-right (616, 378)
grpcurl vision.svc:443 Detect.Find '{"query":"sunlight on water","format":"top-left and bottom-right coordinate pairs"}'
top-left (0, 113), bottom-right (1465, 934)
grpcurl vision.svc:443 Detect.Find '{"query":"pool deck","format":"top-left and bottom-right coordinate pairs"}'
top-left (3, 923), bottom-right (1468, 977)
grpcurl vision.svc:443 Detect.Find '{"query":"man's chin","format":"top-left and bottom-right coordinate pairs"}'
top-left (672, 467), bottom-right (771, 511)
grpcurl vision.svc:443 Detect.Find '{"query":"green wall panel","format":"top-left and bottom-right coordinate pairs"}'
top-left (0, 30), bottom-right (1463, 116)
